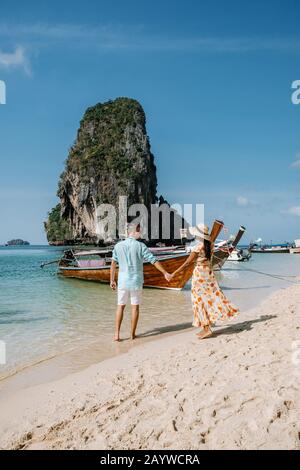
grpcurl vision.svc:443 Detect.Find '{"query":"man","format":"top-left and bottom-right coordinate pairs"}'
top-left (110, 222), bottom-right (171, 341)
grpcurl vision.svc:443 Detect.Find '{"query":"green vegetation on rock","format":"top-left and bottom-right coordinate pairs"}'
top-left (45, 97), bottom-right (157, 244)
top-left (44, 204), bottom-right (72, 243)
top-left (65, 97), bottom-right (152, 190)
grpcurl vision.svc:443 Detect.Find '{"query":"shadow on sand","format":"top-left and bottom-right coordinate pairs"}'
top-left (212, 314), bottom-right (277, 337)
top-left (139, 315), bottom-right (277, 340)
top-left (140, 322), bottom-right (192, 338)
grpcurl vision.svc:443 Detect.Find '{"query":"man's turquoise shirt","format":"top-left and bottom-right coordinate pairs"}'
top-left (112, 237), bottom-right (157, 290)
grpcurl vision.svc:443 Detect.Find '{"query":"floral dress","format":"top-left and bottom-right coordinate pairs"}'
top-left (191, 243), bottom-right (239, 328)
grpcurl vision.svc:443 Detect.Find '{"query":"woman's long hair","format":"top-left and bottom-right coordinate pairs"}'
top-left (203, 239), bottom-right (212, 260)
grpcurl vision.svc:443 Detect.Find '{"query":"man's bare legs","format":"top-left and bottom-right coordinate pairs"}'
top-left (131, 305), bottom-right (139, 340)
top-left (114, 304), bottom-right (139, 341)
top-left (114, 305), bottom-right (125, 341)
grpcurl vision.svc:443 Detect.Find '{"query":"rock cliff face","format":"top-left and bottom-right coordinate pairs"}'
top-left (45, 98), bottom-right (158, 244)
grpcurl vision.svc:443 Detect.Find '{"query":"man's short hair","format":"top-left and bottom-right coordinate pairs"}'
top-left (127, 220), bottom-right (141, 234)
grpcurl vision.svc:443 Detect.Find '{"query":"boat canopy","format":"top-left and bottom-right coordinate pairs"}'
top-left (72, 249), bottom-right (112, 257)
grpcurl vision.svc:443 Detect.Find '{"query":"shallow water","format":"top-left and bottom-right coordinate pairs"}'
top-left (0, 246), bottom-right (299, 382)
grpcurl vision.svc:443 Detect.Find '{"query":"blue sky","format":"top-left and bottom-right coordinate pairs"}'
top-left (0, 0), bottom-right (300, 244)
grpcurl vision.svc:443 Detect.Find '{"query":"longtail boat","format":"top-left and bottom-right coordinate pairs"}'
top-left (51, 224), bottom-right (246, 290)
top-left (290, 239), bottom-right (300, 254)
top-left (59, 251), bottom-right (193, 290)
top-left (212, 226), bottom-right (246, 270)
top-left (249, 245), bottom-right (290, 254)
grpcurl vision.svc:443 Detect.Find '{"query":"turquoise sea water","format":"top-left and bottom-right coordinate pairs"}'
top-left (0, 245), bottom-right (300, 380)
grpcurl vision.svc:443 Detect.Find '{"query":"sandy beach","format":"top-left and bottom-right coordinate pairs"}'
top-left (0, 284), bottom-right (300, 450)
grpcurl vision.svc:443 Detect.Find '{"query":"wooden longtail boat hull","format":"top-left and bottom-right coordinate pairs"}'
top-left (212, 247), bottom-right (232, 270)
top-left (59, 246), bottom-right (237, 289)
top-left (59, 254), bottom-right (194, 290)
top-left (58, 225), bottom-right (246, 289)
top-left (212, 226), bottom-right (246, 270)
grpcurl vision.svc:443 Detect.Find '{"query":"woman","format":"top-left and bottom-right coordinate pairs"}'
top-left (170, 224), bottom-right (239, 339)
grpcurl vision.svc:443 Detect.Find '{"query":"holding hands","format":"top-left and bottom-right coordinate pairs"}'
top-left (164, 272), bottom-right (174, 282)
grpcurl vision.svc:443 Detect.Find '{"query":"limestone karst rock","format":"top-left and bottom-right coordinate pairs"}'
top-left (45, 97), bottom-right (185, 245)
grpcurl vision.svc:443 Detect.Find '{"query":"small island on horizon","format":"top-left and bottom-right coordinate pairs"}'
top-left (5, 239), bottom-right (30, 246)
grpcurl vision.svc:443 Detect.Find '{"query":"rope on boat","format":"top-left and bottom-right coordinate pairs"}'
top-left (213, 230), bottom-right (300, 285)
top-left (213, 252), bottom-right (300, 285)
top-left (226, 265), bottom-right (300, 285)
top-left (40, 259), bottom-right (60, 268)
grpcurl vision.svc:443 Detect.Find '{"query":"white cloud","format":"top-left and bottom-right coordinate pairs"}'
top-left (236, 196), bottom-right (249, 207)
top-left (0, 23), bottom-right (114, 40)
top-left (1, 23), bottom-right (300, 54)
top-left (0, 46), bottom-right (30, 75)
top-left (287, 206), bottom-right (300, 216)
top-left (1, 24), bottom-right (300, 77)
top-left (290, 157), bottom-right (300, 168)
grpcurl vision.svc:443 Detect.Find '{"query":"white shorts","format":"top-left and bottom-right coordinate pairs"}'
top-left (117, 289), bottom-right (142, 305)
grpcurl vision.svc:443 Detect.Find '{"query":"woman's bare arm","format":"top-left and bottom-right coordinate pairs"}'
top-left (171, 251), bottom-right (198, 277)
top-left (154, 261), bottom-right (172, 281)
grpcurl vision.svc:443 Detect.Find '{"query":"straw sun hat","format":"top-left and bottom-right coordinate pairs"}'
top-left (189, 224), bottom-right (211, 241)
